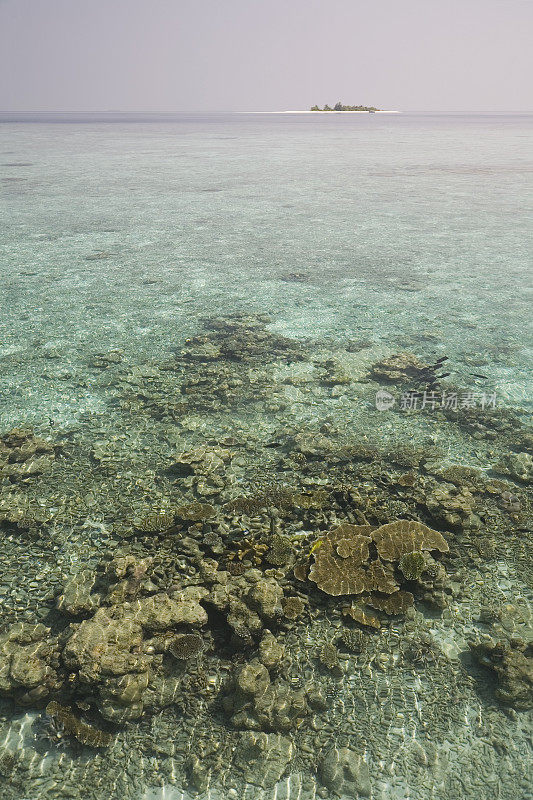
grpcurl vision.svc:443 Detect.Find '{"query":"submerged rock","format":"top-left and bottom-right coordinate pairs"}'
top-left (234, 731), bottom-right (293, 787)
top-left (224, 660), bottom-right (309, 732)
top-left (0, 428), bottom-right (58, 481)
top-left (319, 745), bottom-right (371, 798)
top-left (105, 555), bottom-right (154, 603)
top-left (56, 569), bottom-right (101, 615)
top-left (369, 352), bottom-right (427, 383)
top-left (424, 482), bottom-right (480, 530)
top-left (63, 607), bottom-right (147, 681)
top-left (235, 661), bottom-right (270, 697)
top-left (126, 591), bottom-right (208, 630)
top-left (470, 636), bottom-right (533, 710)
top-left (246, 578), bottom-right (284, 620)
top-left (258, 631), bottom-right (285, 671)
top-left (500, 452), bottom-right (533, 484)
top-left (62, 606), bottom-right (149, 720)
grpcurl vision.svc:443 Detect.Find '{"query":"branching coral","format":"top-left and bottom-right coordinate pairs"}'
top-left (398, 551), bottom-right (426, 581)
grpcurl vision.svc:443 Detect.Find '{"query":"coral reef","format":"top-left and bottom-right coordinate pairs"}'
top-left (0, 306), bottom-right (529, 799)
top-left (0, 428), bottom-right (58, 481)
top-left (223, 660), bottom-right (310, 731)
top-left (399, 551), bottom-right (426, 581)
top-left (0, 557), bottom-right (210, 724)
top-left (369, 352), bottom-right (428, 383)
top-left (308, 524), bottom-right (373, 595)
top-left (169, 633), bottom-right (204, 660)
top-left (470, 636), bottom-right (533, 710)
top-left (45, 701), bottom-right (113, 748)
top-left (372, 520), bottom-right (449, 561)
top-left (0, 623), bottom-right (62, 705)
top-left (308, 519), bottom-right (449, 627)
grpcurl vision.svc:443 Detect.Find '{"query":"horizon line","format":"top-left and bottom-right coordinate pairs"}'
top-left (1, 109), bottom-right (533, 117)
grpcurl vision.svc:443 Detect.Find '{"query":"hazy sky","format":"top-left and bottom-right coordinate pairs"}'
top-left (0, 0), bottom-right (532, 112)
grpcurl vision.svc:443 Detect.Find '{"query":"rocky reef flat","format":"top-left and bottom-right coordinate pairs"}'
top-left (0, 312), bottom-right (531, 800)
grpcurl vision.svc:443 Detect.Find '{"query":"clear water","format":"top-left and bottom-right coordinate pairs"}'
top-left (0, 113), bottom-right (531, 800)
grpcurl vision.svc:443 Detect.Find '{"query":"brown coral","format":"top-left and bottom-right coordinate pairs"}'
top-left (339, 628), bottom-right (365, 653)
top-left (265, 535), bottom-right (294, 566)
top-left (45, 701), bottom-right (113, 748)
top-left (372, 520), bottom-right (448, 561)
top-left (226, 537), bottom-right (269, 566)
top-left (169, 634), bottom-right (204, 660)
top-left (308, 524), bottom-right (373, 596)
top-left (367, 591), bottom-right (414, 615)
top-left (293, 561), bottom-right (310, 582)
top-left (175, 503), bottom-right (216, 522)
top-left (134, 511), bottom-right (176, 533)
top-left (342, 605), bottom-right (381, 629)
top-left (369, 353), bottom-right (427, 383)
top-left (281, 597), bottom-right (305, 620)
top-left (398, 551), bottom-right (426, 581)
top-left (364, 560), bottom-right (399, 594)
top-left (318, 643), bottom-right (341, 672)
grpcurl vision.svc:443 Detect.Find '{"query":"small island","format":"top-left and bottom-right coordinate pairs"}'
top-left (311, 102), bottom-right (379, 112)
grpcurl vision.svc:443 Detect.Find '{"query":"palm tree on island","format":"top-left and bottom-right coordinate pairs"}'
top-left (311, 101), bottom-right (379, 112)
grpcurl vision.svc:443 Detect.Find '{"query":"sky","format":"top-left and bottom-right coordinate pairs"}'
top-left (0, 0), bottom-right (532, 113)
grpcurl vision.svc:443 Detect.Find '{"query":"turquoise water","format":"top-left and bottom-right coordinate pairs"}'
top-left (0, 114), bottom-right (531, 800)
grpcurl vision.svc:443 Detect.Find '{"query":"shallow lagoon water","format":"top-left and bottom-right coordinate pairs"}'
top-left (0, 113), bottom-right (531, 800)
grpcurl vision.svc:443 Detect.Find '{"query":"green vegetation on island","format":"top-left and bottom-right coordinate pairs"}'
top-left (311, 102), bottom-right (379, 112)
